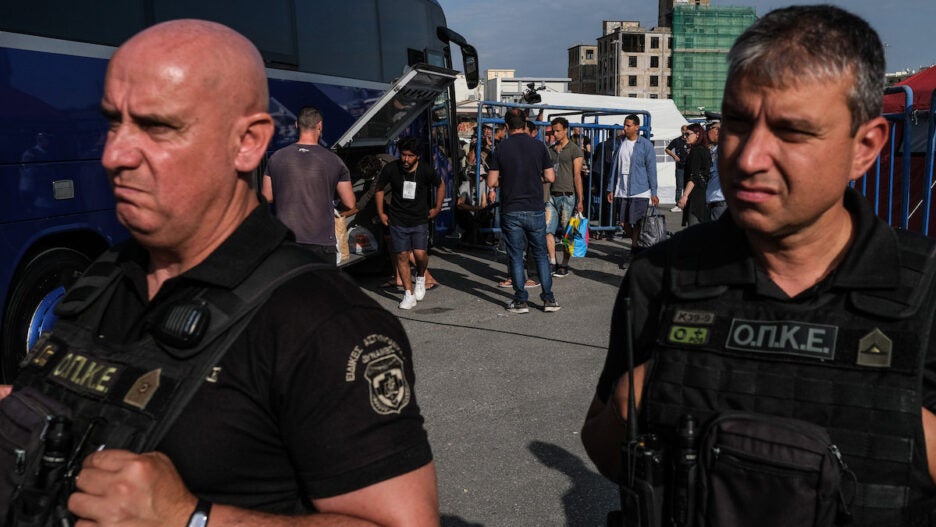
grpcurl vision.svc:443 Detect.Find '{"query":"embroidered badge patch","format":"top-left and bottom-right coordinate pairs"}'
top-left (123, 369), bottom-right (162, 410)
top-left (726, 319), bottom-right (837, 360)
top-left (673, 310), bottom-right (716, 325)
top-left (365, 355), bottom-right (410, 415)
top-left (857, 328), bottom-right (893, 368)
top-left (668, 325), bottom-right (710, 346)
top-left (51, 352), bottom-right (121, 394)
top-left (345, 334), bottom-right (411, 415)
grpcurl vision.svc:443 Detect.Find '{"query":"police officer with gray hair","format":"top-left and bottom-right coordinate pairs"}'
top-left (582, 6), bottom-right (936, 526)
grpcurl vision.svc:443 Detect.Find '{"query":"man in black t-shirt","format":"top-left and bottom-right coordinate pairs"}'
top-left (665, 125), bottom-right (690, 211)
top-left (376, 137), bottom-right (445, 310)
top-left (0, 20), bottom-right (438, 526)
top-left (488, 111), bottom-right (560, 313)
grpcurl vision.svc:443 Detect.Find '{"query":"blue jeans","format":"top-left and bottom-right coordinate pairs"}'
top-left (501, 210), bottom-right (554, 303)
top-left (546, 194), bottom-right (575, 235)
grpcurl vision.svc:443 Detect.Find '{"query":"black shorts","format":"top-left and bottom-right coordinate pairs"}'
top-left (389, 223), bottom-right (429, 252)
top-left (619, 197), bottom-right (649, 225)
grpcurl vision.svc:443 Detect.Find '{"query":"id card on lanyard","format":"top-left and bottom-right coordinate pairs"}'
top-left (402, 175), bottom-right (417, 200)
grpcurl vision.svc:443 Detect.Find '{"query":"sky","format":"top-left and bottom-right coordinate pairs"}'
top-left (436, 0), bottom-right (936, 78)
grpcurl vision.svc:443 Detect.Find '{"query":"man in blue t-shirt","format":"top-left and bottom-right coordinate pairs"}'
top-left (487, 111), bottom-right (560, 314)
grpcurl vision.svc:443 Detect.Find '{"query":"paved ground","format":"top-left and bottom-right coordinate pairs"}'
top-left (348, 207), bottom-right (685, 526)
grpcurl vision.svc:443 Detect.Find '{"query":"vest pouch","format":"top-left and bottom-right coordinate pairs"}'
top-left (0, 386), bottom-right (73, 526)
top-left (696, 411), bottom-right (853, 527)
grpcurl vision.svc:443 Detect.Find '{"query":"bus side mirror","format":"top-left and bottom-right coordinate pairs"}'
top-left (437, 27), bottom-right (479, 90)
top-left (461, 45), bottom-right (479, 90)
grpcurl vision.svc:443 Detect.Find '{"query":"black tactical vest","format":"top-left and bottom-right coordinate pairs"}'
top-left (638, 228), bottom-right (936, 526)
top-left (1, 243), bottom-right (325, 526)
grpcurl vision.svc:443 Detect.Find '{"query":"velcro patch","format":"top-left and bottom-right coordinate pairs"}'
top-left (726, 319), bottom-right (837, 360)
top-left (673, 310), bottom-right (716, 325)
top-left (668, 325), bottom-right (710, 346)
top-left (50, 352), bottom-right (122, 395)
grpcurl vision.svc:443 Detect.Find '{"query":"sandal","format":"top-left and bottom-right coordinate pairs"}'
top-left (498, 278), bottom-right (539, 288)
top-left (379, 280), bottom-right (402, 289)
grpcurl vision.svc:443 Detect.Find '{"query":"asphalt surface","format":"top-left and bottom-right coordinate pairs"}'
top-left (350, 207), bottom-right (685, 527)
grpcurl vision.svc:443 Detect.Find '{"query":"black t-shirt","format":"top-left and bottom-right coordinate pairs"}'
top-left (376, 160), bottom-right (442, 227)
top-left (666, 136), bottom-right (690, 168)
top-left (96, 207), bottom-right (432, 513)
top-left (489, 133), bottom-right (553, 214)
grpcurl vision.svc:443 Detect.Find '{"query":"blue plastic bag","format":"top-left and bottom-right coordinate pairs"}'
top-left (563, 213), bottom-right (589, 257)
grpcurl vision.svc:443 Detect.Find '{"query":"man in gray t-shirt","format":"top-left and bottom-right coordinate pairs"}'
top-left (262, 106), bottom-right (356, 264)
top-left (546, 117), bottom-right (584, 277)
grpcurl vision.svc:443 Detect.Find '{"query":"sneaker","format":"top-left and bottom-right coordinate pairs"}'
top-left (506, 301), bottom-right (529, 314)
top-left (553, 266), bottom-right (569, 277)
top-left (543, 299), bottom-right (561, 312)
top-left (414, 276), bottom-right (426, 301)
top-left (670, 205), bottom-right (682, 212)
top-left (399, 291), bottom-right (417, 310)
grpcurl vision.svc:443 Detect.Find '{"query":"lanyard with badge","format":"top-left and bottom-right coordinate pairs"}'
top-left (402, 171), bottom-right (417, 200)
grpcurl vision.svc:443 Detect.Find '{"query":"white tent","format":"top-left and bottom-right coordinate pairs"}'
top-left (535, 92), bottom-right (688, 142)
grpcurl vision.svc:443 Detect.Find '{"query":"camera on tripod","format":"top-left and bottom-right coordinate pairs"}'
top-left (522, 82), bottom-right (544, 104)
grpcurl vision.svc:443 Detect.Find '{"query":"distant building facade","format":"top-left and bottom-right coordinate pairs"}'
top-left (486, 69), bottom-right (516, 80)
top-left (568, 45), bottom-right (598, 94)
top-left (596, 21), bottom-right (672, 99)
top-left (670, 5), bottom-right (756, 115)
top-left (658, 0), bottom-right (711, 27)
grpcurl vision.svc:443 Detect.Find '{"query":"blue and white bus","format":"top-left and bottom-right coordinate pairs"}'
top-left (0, 0), bottom-right (478, 379)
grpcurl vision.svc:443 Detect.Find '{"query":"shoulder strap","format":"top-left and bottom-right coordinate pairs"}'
top-left (849, 229), bottom-right (936, 319)
top-left (54, 249), bottom-right (122, 317)
top-left (142, 244), bottom-right (329, 449)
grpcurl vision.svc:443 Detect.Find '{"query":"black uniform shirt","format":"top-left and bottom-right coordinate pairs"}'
top-left (597, 188), bottom-right (936, 414)
top-left (96, 205), bottom-right (432, 513)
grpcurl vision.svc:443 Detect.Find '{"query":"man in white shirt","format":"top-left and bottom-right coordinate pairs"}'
top-left (605, 114), bottom-right (659, 254)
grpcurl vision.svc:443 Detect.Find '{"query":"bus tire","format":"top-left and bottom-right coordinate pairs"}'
top-left (1, 248), bottom-right (90, 382)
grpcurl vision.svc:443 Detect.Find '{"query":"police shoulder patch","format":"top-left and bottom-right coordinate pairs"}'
top-left (345, 333), bottom-right (411, 415)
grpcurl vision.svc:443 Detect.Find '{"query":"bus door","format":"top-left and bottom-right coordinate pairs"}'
top-left (332, 63), bottom-right (458, 264)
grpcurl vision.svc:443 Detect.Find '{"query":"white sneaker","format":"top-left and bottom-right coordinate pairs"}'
top-left (414, 276), bottom-right (426, 301)
top-left (670, 205), bottom-right (682, 212)
top-left (399, 291), bottom-right (417, 310)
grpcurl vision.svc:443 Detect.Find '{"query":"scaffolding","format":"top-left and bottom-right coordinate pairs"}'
top-left (671, 5), bottom-right (756, 116)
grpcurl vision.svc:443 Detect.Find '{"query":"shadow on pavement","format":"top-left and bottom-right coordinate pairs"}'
top-left (442, 515), bottom-right (486, 527)
top-left (529, 440), bottom-right (618, 527)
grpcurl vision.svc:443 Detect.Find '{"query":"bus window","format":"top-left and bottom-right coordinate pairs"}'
top-left (0, 1), bottom-right (146, 46)
top-left (154, 0), bottom-right (297, 66)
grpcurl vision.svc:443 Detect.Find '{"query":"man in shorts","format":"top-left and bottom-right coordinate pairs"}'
top-left (546, 117), bottom-right (584, 277)
top-left (376, 137), bottom-right (445, 309)
top-left (605, 114), bottom-right (659, 257)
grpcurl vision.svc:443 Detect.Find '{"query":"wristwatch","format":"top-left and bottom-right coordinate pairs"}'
top-left (187, 499), bottom-right (212, 527)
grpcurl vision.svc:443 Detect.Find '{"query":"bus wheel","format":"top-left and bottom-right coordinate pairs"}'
top-left (1, 248), bottom-right (90, 382)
